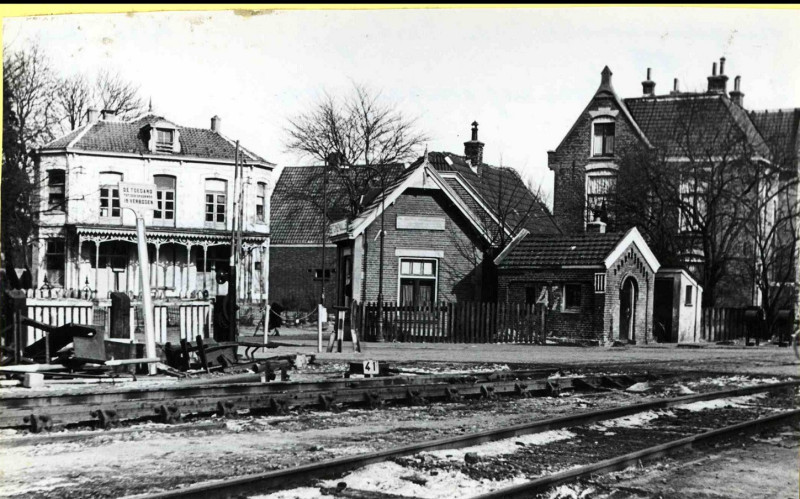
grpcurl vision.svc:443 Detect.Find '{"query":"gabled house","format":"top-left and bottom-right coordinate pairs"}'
top-left (547, 58), bottom-right (797, 315)
top-left (325, 124), bottom-right (560, 306)
top-left (270, 123), bottom-right (560, 309)
top-left (32, 110), bottom-right (274, 301)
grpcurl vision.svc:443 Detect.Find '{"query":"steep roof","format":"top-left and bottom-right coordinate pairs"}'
top-left (425, 151), bottom-right (561, 236)
top-left (270, 164), bottom-right (406, 245)
top-left (623, 94), bottom-right (770, 158)
top-left (748, 108), bottom-right (800, 169)
top-left (498, 232), bottom-right (625, 268)
top-left (39, 114), bottom-right (273, 165)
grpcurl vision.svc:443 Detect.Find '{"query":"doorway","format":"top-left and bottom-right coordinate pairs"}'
top-left (619, 276), bottom-right (638, 342)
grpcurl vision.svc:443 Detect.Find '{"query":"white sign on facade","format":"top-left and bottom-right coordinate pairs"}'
top-left (119, 182), bottom-right (157, 211)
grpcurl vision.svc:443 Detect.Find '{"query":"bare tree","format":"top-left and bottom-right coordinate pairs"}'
top-left (615, 94), bottom-right (789, 308)
top-left (94, 69), bottom-right (146, 119)
top-left (55, 73), bottom-right (92, 132)
top-left (285, 83), bottom-right (428, 218)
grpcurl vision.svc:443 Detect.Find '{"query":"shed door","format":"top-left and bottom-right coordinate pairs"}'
top-left (654, 278), bottom-right (674, 342)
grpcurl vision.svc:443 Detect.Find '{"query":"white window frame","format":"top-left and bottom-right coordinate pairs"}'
top-left (153, 175), bottom-right (176, 226)
top-left (256, 182), bottom-right (266, 223)
top-left (155, 128), bottom-right (174, 153)
top-left (204, 179), bottom-right (228, 228)
top-left (591, 117), bottom-right (616, 158)
top-left (44, 238), bottom-right (66, 288)
top-left (594, 273), bottom-right (606, 294)
top-left (396, 257), bottom-right (438, 305)
top-left (99, 172), bottom-right (123, 221)
top-left (585, 171), bottom-right (617, 227)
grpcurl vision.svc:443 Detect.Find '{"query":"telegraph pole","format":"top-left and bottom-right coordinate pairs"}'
top-left (228, 142), bottom-right (240, 342)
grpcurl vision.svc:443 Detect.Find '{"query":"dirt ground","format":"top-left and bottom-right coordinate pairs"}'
top-left (1, 340), bottom-right (798, 498)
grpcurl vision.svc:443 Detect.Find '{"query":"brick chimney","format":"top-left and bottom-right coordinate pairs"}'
top-left (707, 57), bottom-right (729, 94)
top-left (101, 109), bottom-right (118, 121)
top-left (211, 115), bottom-right (221, 133)
top-left (463, 121), bottom-right (484, 173)
top-left (670, 78), bottom-right (681, 95)
top-left (641, 68), bottom-right (655, 97)
top-left (729, 76), bottom-right (744, 107)
top-left (586, 219), bottom-right (607, 234)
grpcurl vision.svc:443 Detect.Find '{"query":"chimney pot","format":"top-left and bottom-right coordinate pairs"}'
top-left (464, 121), bottom-right (484, 174)
top-left (719, 57), bottom-right (726, 75)
top-left (211, 115), bottom-right (221, 133)
top-left (712, 62), bottom-right (717, 76)
top-left (734, 75), bottom-right (741, 91)
top-left (101, 109), bottom-right (118, 121)
top-left (586, 219), bottom-right (607, 234)
top-left (642, 68), bottom-right (656, 96)
top-left (670, 78), bottom-right (680, 95)
top-left (707, 60), bottom-right (729, 94)
top-left (729, 76), bottom-right (744, 107)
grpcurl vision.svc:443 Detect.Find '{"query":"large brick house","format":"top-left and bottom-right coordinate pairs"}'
top-left (31, 110), bottom-right (274, 302)
top-left (271, 123), bottom-right (560, 305)
top-left (495, 227), bottom-right (665, 345)
top-left (547, 59), bottom-right (797, 313)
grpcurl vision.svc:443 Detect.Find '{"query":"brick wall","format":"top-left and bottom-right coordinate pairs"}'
top-left (269, 246), bottom-right (337, 311)
top-left (499, 268), bottom-right (605, 343)
top-left (360, 188), bottom-right (487, 303)
top-left (548, 92), bottom-right (644, 234)
top-left (604, 242), bottom-right (656, 344)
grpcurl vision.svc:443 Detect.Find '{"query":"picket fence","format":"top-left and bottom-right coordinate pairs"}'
top-left (357, 301), bottom-right (542, 344)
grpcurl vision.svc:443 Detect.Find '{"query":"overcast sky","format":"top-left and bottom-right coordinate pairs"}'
top-left (4, 6), bottom-right (800, 204)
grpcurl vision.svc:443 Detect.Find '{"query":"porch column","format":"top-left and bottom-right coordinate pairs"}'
top-left (152, 242), bottom-right (161, 290)
top-left (94, 240), bottom-right (100, 293)
top-left (202, 245), bottom-right (209, 292)
top-left (261, 243), bottom-right (269, 304)
top-left (184, 244), bottom-right (192, 297)
top-left (75, 235), bottom-right (83, 292)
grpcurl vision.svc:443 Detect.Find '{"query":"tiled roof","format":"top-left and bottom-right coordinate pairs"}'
top-left (748, 108), bottom-right (800, 168)
top-left (426, 151), bottom-right (561, 236)
top-left (624, 94), bottom-right (770, 158)
top-left (40, 114), bottom-right (271, 164)
top-left (498, 232), bottom-right (625, 268)
top-left (270, 164), bottom-right (406, 245)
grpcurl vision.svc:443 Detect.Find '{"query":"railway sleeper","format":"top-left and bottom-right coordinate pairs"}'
top-left (269, 397), bottom-right (289, 415)
top-left (154, 405), bottom-right (183, 424)
top-left (514, 382), bottom-right (532, 398)
top-left (546, 380), bottom-right (562, 398)
top-left (479, 385), bottom-right (496, 400)
top-left (22, 413), bottom-right (53, 433)
top-left (90, 409), bottom-right (120, 429)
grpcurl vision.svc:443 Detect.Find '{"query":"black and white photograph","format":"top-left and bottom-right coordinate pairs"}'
top-left (1, 5), bottom-right (799, 498)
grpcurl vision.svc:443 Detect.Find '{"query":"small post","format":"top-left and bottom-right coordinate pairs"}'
top-left (263, 303), bottom-right (270, 346)
top-left (136, 215), bottom-right (157, 375)
top-left (317, 303), bottom-right (326, 353)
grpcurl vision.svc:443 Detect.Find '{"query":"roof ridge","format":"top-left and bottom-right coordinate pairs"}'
top-left (749, 107), bottom-right (800, 115)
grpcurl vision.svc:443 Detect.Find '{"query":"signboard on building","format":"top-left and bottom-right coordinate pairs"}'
top-left (119, 183), bottom-right (157, 212)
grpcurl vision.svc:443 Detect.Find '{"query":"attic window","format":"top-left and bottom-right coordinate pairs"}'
top-left (592, 121), bottom-right (615, 157)
top-left (156, 129), bottom-right (174, 152)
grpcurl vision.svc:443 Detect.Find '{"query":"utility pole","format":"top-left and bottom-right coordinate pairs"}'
top-left (376, 169), bottom-right (386, 342)
top-left (228, 141), bottom-right (240, 342)
top-left (320, 159), bottom-right (328, 307)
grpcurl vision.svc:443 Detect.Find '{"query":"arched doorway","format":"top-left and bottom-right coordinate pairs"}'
top-left (619, 276), bottom-right (638, 342)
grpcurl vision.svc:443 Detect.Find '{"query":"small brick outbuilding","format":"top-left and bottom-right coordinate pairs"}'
top-left (495, 226), bottom-right (660, 345)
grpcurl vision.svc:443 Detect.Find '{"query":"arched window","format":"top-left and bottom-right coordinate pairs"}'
top-left (153, 175), bottom-right (176, 226)
top-left (205, 179), bottom-right (227, 226)
top-left (99, 172), bottom-right (123, 219)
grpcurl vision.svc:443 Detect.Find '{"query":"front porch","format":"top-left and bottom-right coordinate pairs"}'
top-left (35, 225), bottom-right (269, 303)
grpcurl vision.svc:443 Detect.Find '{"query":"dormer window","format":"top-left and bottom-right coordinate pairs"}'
top-left (156, 129), bottom-right (174, 152)
top-left (592, 120), bottom-right (615, 157)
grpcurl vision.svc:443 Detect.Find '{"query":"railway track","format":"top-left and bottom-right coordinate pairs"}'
top-left (1, 368), bottom-right (647, 430)
top-left (131, 379), bottom-right (799, 499)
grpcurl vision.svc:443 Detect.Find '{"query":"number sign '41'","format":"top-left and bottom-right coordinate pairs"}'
top-left (363, 360), bottom-right (379, 376)
top-left (119, 182), bottom-right (157, 213)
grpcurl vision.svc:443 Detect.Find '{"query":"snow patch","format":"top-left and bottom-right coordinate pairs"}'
top-left (252, 486), bottom-right (334, 499)
top-left (423, 430), bottom-right (576, 460)
top-left (590, 410), bottom-right (673, 430)
top-left (675, 393), bottom-right (768, 412)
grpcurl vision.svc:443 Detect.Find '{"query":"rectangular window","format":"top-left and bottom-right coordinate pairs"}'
top-left (205, 179), bottom-right (227, 226)
top-left (563, 283), bottom-right (582, 311)
top-left (685, 285), bottom-right (694, 306)
top-left (153, 175), bottom-right (176, 225)
top-left (399, 258), bottom-right (437, 306)
top-left (99, 187), bottom-right (121, 218)
top-left (47, 170), bottom-right (65, 211)
top-left (156, 129), bottom-right (174, 152)
top-left (256, 182), bottom-right (266, 223)
top-left (592, 122), bottom-right (615, 157)
top-left (679, 176), bottom-right (707, 232)
top-left (45, 239), bottom-right (65, 287)
top-left (311, 268), bottom-right (333, 280)
top-left (586, 174), bottom-right (617, 225)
